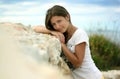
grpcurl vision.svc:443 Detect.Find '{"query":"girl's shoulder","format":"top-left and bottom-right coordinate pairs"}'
top-left (75, 28), bottom-right (88, 37)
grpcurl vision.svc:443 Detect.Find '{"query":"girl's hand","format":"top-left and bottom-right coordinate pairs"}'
top-left (50, 31), bottom-right (65, 43)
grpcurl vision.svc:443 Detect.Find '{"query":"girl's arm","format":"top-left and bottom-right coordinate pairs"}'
top-left (61, 42), bottom-right (86, 68)
top-left (33, 25), bottom-right (65, 43)
top-left (32, 25), bottom-right (51, 34)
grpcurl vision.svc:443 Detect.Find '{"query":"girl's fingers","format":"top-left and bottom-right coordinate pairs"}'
top-left (50, 31), bottom-right (65, 43)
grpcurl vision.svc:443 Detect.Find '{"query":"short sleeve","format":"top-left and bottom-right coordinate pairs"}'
top-left (66, 28), bottom-right (89, 53)
top-left (74, 29), bottom-right (89, 45)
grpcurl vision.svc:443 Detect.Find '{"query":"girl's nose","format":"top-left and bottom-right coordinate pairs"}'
top-left (55, 23), bottom-right (60, 30)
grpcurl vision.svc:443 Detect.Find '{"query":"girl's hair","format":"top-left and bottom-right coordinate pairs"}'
top-left (45, 5), bottom-right (71, 30)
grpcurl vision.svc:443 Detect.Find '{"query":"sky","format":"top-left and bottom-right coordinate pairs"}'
top-left (0, 0), bottom-right (120, 31)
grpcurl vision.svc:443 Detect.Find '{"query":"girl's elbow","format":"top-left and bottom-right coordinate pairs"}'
top-left (32, 26), bottom-right (37, 32)
top-left (32, 26), bottom-right (40, 33)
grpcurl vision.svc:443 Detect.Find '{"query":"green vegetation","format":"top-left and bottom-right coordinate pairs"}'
top-left (89, 34), bottom-right (120, 71)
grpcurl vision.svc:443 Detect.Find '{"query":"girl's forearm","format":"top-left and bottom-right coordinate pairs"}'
top-left (33, 26), bottom-right (51, 34)
top-left (61, 43), bottom-right (80, 68)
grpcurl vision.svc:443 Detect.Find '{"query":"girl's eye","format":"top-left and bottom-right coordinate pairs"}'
top-left (52, 20), bottom-right (62, 27)
top-left (57, 20), bottom-right (61, 23)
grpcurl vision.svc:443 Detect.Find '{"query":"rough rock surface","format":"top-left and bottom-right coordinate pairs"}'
top-left (0, 22), bottom-right (72, 79)
top-left (102, 70), bottom-right (120, 79)
top-left (0, 22), bottom-right (120, 79)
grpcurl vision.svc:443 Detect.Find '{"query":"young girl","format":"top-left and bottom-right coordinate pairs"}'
top-left (33, 5), bottom-right (104, 79)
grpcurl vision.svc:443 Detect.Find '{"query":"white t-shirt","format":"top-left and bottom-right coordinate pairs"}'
top-left (66, 28), bottom-right (102, 79)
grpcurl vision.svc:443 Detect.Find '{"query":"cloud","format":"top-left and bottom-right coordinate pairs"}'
top-left (114, 7), bottom-right (120, 13)
top-left (0, 1), bottom-right (41, 15)
top-left (65, 4), bottom-right (107, 15)
top-left (1, 1), bottom-right (119, 16)
top-left (0, 0), bottom-right (120, 27)
top-left (0, 1), bottom-right (67, 16)
top-left (0, 1), bottom-right (68, 25)
top-left (0, 15), bottom-right (45, 26)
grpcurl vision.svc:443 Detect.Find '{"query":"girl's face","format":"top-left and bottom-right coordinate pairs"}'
top-left (50, 16), bottom-right (70, 33)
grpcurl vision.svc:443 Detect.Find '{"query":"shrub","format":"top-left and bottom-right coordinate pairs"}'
top-left (89, 34), bottom-right (120, 70)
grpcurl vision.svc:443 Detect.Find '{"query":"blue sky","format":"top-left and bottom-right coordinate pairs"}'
top-left (0, 0), bottom-right (120, 31)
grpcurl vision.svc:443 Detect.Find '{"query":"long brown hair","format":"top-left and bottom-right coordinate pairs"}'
top-left (45, 5), bottom-right (71, 31)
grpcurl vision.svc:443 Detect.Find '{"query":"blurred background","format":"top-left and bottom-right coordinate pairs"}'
top-left (0, 0), bottom-right (120, 72)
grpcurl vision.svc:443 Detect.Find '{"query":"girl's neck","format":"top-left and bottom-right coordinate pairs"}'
top-left (64, 24), bottom-right (77, 43)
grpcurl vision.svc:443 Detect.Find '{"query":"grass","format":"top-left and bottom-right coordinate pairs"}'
top-left (89, 34), bottom-right (120, 71)
top-left (87, 20), bottom-right (120, 71)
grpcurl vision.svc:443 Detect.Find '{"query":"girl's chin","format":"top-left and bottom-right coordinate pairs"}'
top-left (58, 30), bottom-right (64, 33)
top-left (57, 29), bottom-right (66, 33)
top-left (61, 31), bottom-right (65, 33)
top-left (61, 30), bottom-right (66, 33)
